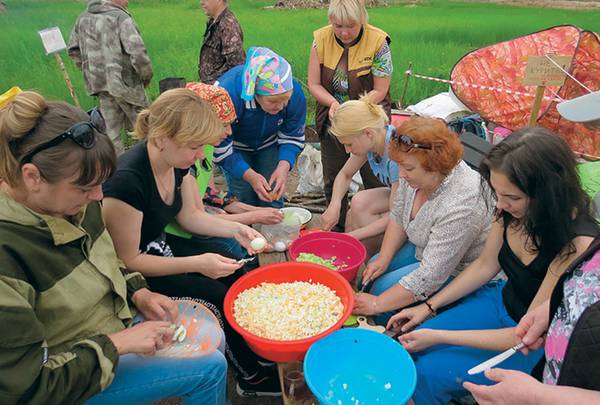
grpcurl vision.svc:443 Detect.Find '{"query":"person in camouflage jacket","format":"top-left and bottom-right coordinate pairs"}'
top-left (68, 0), bottom-right (153, 152)
top-left (198, 0), bottom-right (245, 84)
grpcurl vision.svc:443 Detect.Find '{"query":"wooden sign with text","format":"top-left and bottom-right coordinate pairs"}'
top-left (523, 55), bottom-right (572, 87)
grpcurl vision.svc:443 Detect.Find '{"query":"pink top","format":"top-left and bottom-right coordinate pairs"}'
top-left (543, 250), bottom-right (600, 384)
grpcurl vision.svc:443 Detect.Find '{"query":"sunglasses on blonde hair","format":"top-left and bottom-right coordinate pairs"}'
top-left (21, 107), bottom-right (107, 164)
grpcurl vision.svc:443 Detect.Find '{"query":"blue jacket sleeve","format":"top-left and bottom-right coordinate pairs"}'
top-left (213, 137), bottom-right (250, 179)
top-left (277, 80), bottom-right (306, 168)
top-left (213, 67), bottom-right (251, 179)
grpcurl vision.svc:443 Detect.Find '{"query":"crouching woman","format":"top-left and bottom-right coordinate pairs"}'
top-left (0, 91), bottom-right (227, 405)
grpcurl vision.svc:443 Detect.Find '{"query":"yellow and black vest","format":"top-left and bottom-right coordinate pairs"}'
top-left (313, 24), bottom-right (392, 135)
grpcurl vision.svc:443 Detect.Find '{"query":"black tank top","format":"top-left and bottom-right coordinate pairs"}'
top-left (500, 217), bottom-right (599, 322)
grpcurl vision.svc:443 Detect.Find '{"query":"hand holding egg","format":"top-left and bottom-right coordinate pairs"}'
top-left (250, 237), bottom-right (267, 251)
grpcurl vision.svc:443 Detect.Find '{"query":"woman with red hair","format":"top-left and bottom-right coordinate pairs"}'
top-left (354, 116), bottom-right (493, 325)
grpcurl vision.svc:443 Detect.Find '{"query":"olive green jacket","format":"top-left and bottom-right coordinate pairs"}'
top-left (0, 192), bottom-right (147, 404)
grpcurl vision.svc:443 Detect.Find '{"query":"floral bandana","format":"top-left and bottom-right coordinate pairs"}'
top-left (241, 47), bottom-right (293, 101)
top-left (186, 82), bottom-right (237, 125)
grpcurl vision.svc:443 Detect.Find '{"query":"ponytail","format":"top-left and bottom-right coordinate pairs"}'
top-left (0, 91), bottom-right (47, 185)
top-left (329, 93), bottom-right (388, 138)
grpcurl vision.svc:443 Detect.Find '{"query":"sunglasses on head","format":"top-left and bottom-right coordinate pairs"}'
top-left (20, 107), bottom-right (107, 164)
top-left (391, 128), bottom-right (433, 151)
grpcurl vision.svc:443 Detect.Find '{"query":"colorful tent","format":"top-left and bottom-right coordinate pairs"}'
top-left (451, 25), bottom-right (600, 158)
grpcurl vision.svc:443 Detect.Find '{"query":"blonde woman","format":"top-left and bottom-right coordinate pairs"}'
top-left (308, 0), bottom-right (393, 230)
top-left (102, 89), bottom-right (282, 397)
top-left (321, 95), bottom-right (399, 256)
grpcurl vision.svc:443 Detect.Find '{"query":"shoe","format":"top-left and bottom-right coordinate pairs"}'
top-left (236, 368), bottom-right (282, 397)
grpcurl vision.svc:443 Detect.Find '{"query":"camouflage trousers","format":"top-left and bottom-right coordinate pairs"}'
top-left (98, 92), bottom-right (146, 153)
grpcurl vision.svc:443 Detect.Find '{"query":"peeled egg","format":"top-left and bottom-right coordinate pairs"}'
top-left (250, 237), bottom-right (266, 251)
top-left (274, 241), bottom-right (287, 252)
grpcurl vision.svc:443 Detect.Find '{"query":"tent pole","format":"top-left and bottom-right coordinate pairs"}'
top-left (528, 85), bottom-right (545, 127)
top-left (399, 62), bottom-right (413, 109)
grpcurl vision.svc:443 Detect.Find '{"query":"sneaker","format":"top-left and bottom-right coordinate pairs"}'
top-left (236, 369), bottom-right (282, 397)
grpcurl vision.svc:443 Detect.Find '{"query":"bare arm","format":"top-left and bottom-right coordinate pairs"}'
top-left (465, 368), bottom-right (600, 405)
top-left (536, 384), bottom-right (600, 405)
top-left (367, 75), bottom-right (391, 105)
top-left (177, 175), bottom-right (265, 251)
top-left (176, 175), bottom-right (245, 237)
top-left (102, 197), bottom-right (203, 276)
top-left (321, 154), bottom-right (367, 231)
top-left (527, 235), bottom-right (595, 311)
top-left (399, 327), bottom-right (517, 353)
top-left (348, 181), bottom-right (398, 241)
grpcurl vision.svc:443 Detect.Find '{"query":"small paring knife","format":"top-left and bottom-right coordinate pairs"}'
top-left (467, 342), bottom-right (526, 375)
top-left (236, 256), bottom-right (256, 265)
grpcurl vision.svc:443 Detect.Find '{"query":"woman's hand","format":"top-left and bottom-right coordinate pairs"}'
top-left (353, 293), bottom-right (379, 315)
top-left (398, 328), bottom-right (442, 352)
top-left (328, 101), bottom-right (340, 120)
top-left (194, 253), bottom-right (242, 279)
top-left (132, 288), bottom-right (178, 322)
top-left (233, 224), bottom-right (268, 255)
top-left (244, 170), bottom-right (273, 202)
top-left (463, 368), bottom-right (541, 405)
top-left (109, 321), bottom-right (174, 355)
top-left (515, 300), bottom-right (549, 355)
top-left (251, 208), bottom-right (284, 225)
top-left (268, 161), bottom-right (291, 200)
top-left (320, 203), bottom-right (341, 231)
top-left (361, 257), bottom-right (389, 285)
top-left (386, 303), bottom-right (431, 332)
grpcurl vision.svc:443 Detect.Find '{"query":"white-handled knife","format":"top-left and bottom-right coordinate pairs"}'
top-left (467, 343), bottom-right (526, 375)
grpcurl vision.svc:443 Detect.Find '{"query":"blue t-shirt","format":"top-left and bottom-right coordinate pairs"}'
top-left (367, 125), bottom-right (399, 187)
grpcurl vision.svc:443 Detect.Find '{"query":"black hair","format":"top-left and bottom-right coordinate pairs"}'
top-left (480, 127), bottom-right (593, 258)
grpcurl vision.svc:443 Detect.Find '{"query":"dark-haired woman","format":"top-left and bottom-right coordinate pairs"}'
top-left (389, 128), bottom-right (599, 405)
top-left (0, 91), bottom-right (226, 404)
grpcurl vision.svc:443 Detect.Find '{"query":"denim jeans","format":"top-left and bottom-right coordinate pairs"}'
top-left (224, 145), bottom-right (284, 208)
top-left (411, 281), bottom-right (543, 405)
top-left (85, 342), bottom-right (227, 405)
top-left (367, 242), bottom-right (420, 325)
top-left (166, 234), bottom-right (252, 265)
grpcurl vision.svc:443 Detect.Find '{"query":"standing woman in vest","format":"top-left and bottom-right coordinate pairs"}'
top-left (308, 0), bottom-right (393, 231)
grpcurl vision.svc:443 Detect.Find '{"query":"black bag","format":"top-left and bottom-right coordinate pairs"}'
top-left (459, 131), bottom-right (492, 171)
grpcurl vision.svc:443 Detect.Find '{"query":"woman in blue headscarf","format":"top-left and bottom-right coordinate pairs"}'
top-left (214, 47), bottom-right (307, 208)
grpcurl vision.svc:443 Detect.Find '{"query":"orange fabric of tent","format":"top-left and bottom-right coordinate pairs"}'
top-left (450, 25), bottom-right (600, 158)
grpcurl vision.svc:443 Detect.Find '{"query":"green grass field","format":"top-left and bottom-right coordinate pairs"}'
top-left (2, 0), bottom-right (600, 122)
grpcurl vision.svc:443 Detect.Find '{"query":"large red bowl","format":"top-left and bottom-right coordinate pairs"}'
top-left (288, 232), bottom-right (367, 282)
top-left (223, 262), bottom-right (354, 362)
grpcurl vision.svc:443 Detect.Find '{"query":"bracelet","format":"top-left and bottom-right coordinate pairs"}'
top-left (372, 297), bottom-right (378, 314)
top-left (425, 301), bottom-right (437, 316)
